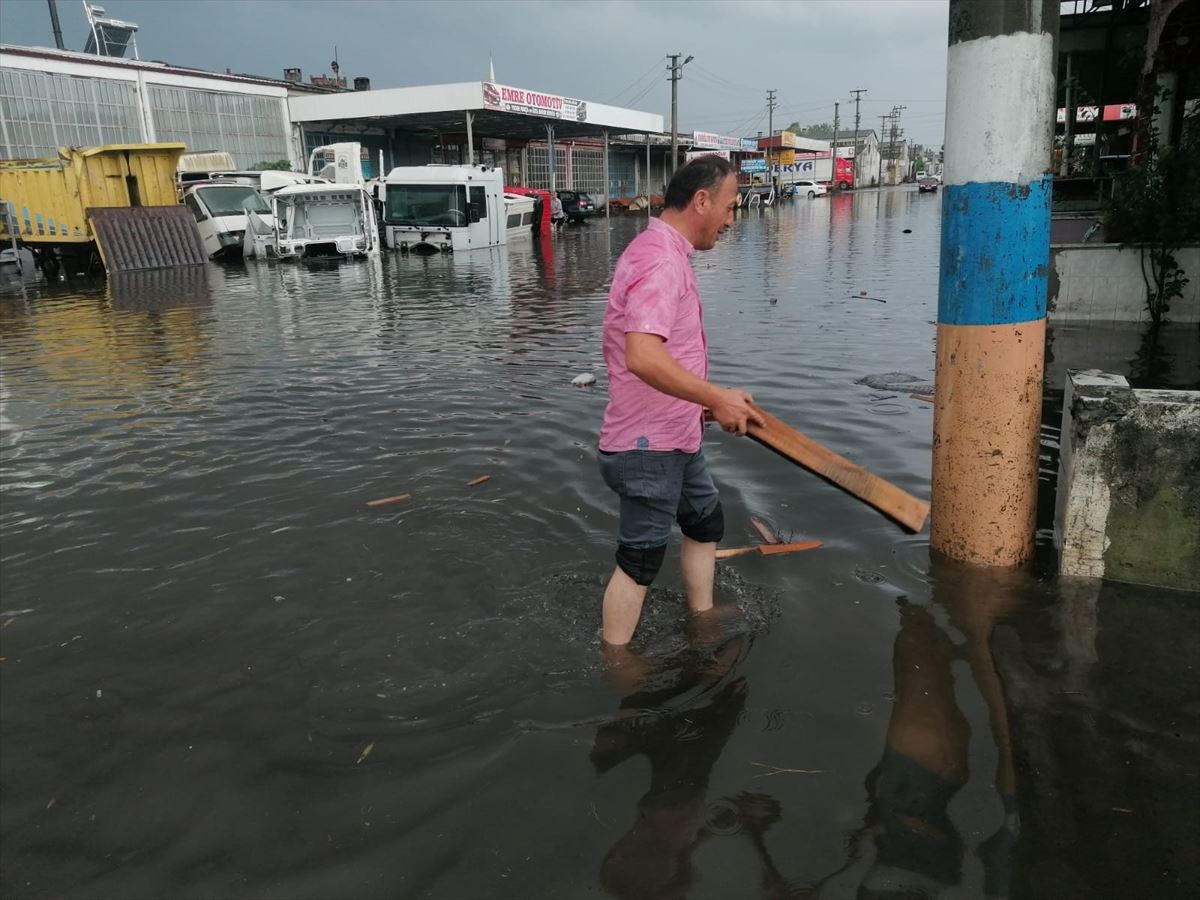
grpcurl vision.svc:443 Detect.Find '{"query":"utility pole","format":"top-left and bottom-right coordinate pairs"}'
top-left (878, 114), bottom-right (889, 186)
top-left (932, 0), bottom-right (1058, 566)
top-left (667, 53), bottom-right (693, 176)
top-left (831, 101), bottom-right (840, 190)
top-left (850, 88), bottom-right (866, 188)
top-left (766, 89), bottom-right (778, 187)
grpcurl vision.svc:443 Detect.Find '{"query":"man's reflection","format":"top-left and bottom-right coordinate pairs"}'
top-left (593, 620), bottom-right (790, 900)
top-left (852, 566), bottom-right (1021, 900)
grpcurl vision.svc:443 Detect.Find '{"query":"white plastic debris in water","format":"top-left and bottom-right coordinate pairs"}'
top-left (571, 373), bottom-right (596, 387)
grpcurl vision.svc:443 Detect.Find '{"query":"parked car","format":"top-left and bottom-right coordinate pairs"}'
top-left (793, 180), bottom-right (828, 199)
top-left (556, 190), bottom-right (595, 222)
top-left (918, 177), bottom-right (939, 193)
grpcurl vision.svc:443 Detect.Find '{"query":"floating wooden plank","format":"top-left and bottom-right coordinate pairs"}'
top-left (747, 402), bottom-right (929, 533)
top-left (910, 393), bottom-right (935, 403)
top-left (88, 205), bottom-right (206, 273)
top-left (716, 540), bottom-right (822, 560)
top-left (33, 347), bottom-right (88, 361)
top-left (466, 475), bottom-right (492, 487)
top-left (365, 494), bottom-right (411, 508)
top-left (749, 516), bottom-right (781, 544)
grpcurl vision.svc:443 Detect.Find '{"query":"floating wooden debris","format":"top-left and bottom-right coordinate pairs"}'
top-left (365, 493), bottom-right (412, 507)
top-left (751, 761), bottom-right (827, 777)
top-left (34, 347), bottom-right (89, 361)
top-left (910, 393), bottom-right (935, 403)
top-left (466, 475), bottom-right (492, 487)
top-left (853, 291), bottom-right (887, 303)
top-left (749, 516), bottom-right (781, 544)
top-left (716, 540), bottom-right (822, 560)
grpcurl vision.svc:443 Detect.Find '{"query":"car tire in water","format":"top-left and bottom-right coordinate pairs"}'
top-left (808, 191), bottom-right (816, 199)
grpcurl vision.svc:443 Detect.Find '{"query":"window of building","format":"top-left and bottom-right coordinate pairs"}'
top-left (0, 68), bottom-right (142, 157)
top-left (149, 85), bottom-right (288, 169)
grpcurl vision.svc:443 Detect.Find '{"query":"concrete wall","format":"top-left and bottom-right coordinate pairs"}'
top-left (1049, 244), bottom-right (1200, 324)
top-left (1055, 370), bottom-right (1200, 591)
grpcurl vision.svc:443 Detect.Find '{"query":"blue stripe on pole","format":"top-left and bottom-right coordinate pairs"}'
top-left (938, 177), bottom-right (1052, 326)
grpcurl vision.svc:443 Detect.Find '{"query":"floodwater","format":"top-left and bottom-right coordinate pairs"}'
top-left (1, 190), bottom-right (1197, 900)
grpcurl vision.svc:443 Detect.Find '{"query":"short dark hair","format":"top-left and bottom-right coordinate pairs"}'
top-left (664, 155), bottom-right (736, 211)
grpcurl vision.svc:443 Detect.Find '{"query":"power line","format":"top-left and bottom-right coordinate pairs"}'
top-left (624, 75), bottom-right (663, 109)
top-left (727, 103), bottom-right (770, 138)
top-left (607, 57), bottom-right (666, 105)
top-left (688, 63), bottom-right (761, 94)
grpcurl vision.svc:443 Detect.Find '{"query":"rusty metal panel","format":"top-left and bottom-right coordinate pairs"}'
top-left (88, 206), bottom-right (207, 273)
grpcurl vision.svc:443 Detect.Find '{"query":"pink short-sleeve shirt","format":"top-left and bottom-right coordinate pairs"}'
top-left (599, 218), bottom-right (708, 453)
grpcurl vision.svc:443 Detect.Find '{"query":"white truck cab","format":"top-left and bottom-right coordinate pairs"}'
top-left (382, 165), bottom-right (507, 253)
top-left (182, 183), bottom-right (273, 259)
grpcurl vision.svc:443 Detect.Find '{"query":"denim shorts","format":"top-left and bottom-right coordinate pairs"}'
top-left (597, 449), bottom-right (721, 549)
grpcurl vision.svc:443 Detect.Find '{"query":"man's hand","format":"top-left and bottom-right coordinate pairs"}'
top-left (710, 388), bottom-right (765, 436)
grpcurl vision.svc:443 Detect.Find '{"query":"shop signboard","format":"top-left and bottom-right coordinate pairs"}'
top-left (740, 158), bottom-right (767, 173)
top-left (1056, 105), bottom-right (1102, 123)
top-left (1102, 103), bottom-right (1137, 121)
top-left (686, 149), bottom-right (731, 162)
top-left (741, 138), bottom-right (759, 152)
top-left (482, 82), bottom-right (588, 123)
top-left (692, 132), bottom-right (742, 151)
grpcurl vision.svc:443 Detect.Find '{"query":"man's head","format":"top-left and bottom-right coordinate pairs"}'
top-left (661, 155), bottom-right (739, 251)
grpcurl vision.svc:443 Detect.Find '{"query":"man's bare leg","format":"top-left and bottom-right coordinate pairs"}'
top-left (680, 536), bottom-right (716, 613)
top-left (602, 566), bottom-right (649, 645)
top-left (601, 640), bottom-right (654, 694)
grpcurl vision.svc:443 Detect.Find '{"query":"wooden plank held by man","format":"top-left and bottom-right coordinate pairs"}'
top-left (709, 404), bottom-right (930, 533)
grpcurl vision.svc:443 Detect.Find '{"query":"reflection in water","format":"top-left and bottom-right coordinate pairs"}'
top-left (812, 560), bottom-right (1022, 900)
top-left (595, 626), bottom-right (790, 900)
top-left (2, 194), bottom-right (1194, 897)
top-left (107, 265), bottom-right (211, 312)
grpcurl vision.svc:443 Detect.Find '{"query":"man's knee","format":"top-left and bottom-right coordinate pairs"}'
top-left (615, 542), bottom-right (667, 586)
top-left (680, 501), bottom-right (724, 544)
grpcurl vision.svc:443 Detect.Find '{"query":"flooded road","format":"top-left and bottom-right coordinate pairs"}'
top-left (2, 190), bottom-right (1197, 899)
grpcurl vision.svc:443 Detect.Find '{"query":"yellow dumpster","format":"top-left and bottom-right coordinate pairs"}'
top-left (0, 142), bottom-right (186, 246)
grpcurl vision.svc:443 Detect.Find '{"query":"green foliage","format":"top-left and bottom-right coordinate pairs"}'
top-left (1103, 122), bottom-right (1200, 326)
top-left (783, 122), bottom-right (834, 139)
top-left (251, 160), bottom-right (294, 171)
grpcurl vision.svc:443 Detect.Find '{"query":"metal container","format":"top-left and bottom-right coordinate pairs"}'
top-left (0, 143), bottom-right (187, 246)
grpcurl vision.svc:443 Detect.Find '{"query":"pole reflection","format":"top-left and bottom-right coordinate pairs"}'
top-left (812, 559), bottom-right (1023, 900)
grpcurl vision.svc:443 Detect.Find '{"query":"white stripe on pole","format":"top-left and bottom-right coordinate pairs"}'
top-left (943, 32), bottom-right (1055, 188)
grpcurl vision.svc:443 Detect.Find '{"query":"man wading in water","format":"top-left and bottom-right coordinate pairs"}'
top-left (597, 155), bottom-right (764, 646)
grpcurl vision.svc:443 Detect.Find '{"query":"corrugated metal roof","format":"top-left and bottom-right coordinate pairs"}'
top-left (88, 206), bottom-right (207, 273)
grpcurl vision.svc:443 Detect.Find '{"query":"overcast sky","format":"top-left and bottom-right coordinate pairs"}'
top-left (1, 0), bottom-right (949, 146)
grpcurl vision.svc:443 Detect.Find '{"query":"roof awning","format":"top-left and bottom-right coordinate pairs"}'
top-left (289, 81), bottom-right (664, 141)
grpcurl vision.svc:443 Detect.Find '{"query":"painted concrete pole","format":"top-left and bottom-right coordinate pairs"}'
top-left (932, 0), bottom-right (1058, 566)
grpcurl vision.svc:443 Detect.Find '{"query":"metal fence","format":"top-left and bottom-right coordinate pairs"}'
top-left (570, 147), bottom-right (605, 196)
top-left (0, 68), bottom-right (142, 158)
top-left (526, 145), bottom-right (566, 191)
top-left (149, 86), bottom-right (289, 168)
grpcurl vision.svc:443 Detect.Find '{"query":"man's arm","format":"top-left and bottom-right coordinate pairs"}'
top-left (626, 332), bottom-right (765, 436)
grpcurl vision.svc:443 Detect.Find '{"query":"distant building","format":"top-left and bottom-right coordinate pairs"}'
top-left (831, 129), bottom-right (880, 188)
